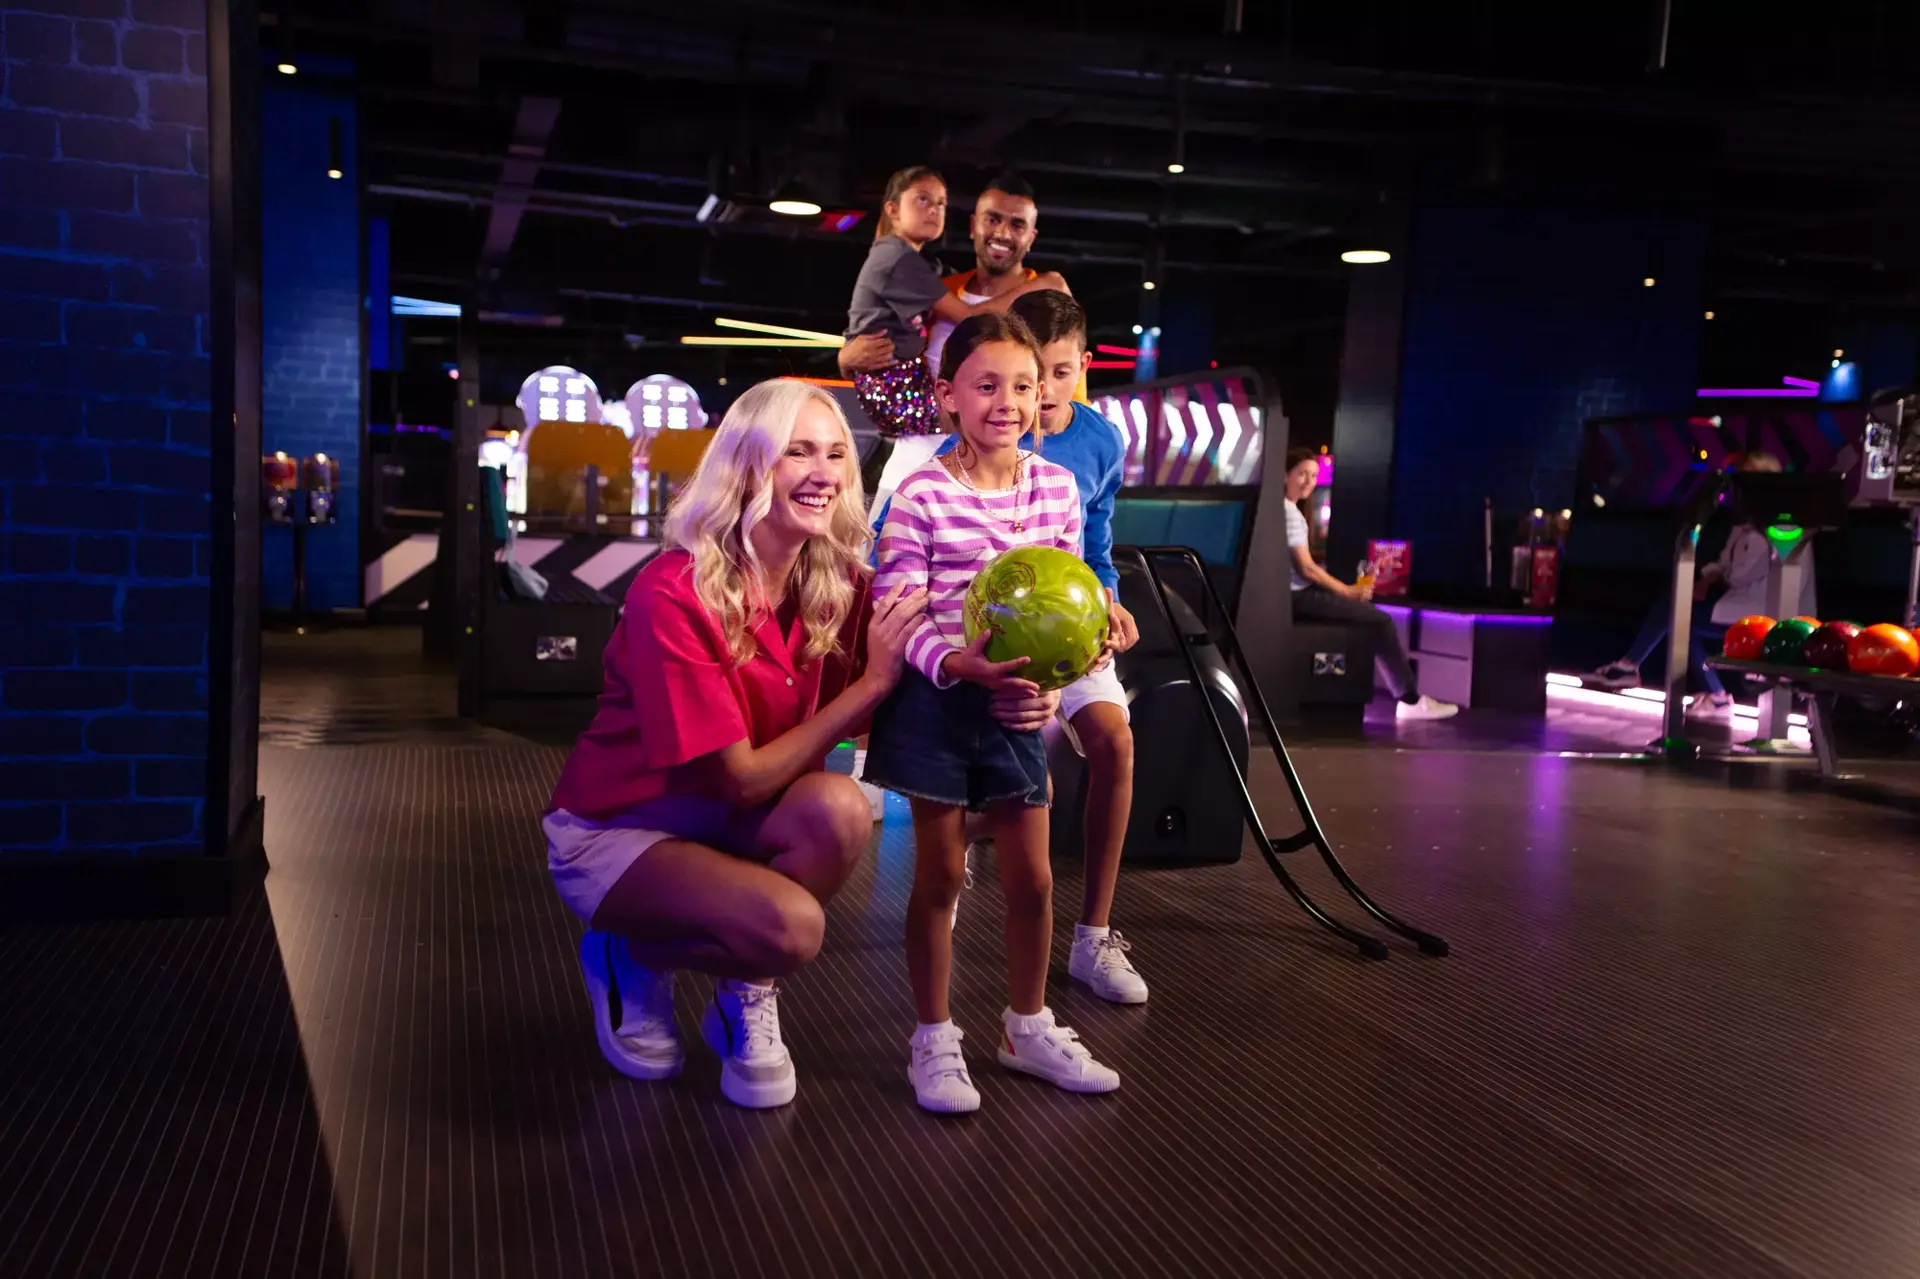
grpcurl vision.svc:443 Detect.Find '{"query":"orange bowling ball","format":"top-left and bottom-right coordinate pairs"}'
top-left (1722, 615), bottom-right (1776, 661)
top-left (1847, 624), bottom-right (1920, 678)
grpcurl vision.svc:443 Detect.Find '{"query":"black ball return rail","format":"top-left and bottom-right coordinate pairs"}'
top-left (1114, 545), bottom-right (1450, 961)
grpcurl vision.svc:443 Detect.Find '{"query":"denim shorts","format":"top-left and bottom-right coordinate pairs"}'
top-left (863, 668), bottom-right (1049, 812)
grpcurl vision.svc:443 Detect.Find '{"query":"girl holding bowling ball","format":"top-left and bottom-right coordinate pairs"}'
top-left (865, 312), bottom-right (1124, 1113)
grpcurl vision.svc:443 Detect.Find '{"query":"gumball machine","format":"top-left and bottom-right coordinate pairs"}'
top-left (285, 453), bottom-right (340, 630)
top-left (262, 451), bottom-right (297, 525)
top-left (303, 452), bottom-right (339, 525)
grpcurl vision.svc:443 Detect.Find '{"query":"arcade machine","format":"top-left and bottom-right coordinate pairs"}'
top-left (467, 364), bottom-right (717, 728)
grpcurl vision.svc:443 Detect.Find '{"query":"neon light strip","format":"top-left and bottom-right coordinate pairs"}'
top-left (1088, 360), bottom-right (1137, 370)
top-left (1095, 344), bottom-right (1139, 357)
top-left (714, 317), bottom-right (847, 345)
top-left (1697, 375), bottom-right (1820, 398)
top-left (680, 336), bottom-right (840, 348)
top-left (1546, 674), bottom-right (1807, 726)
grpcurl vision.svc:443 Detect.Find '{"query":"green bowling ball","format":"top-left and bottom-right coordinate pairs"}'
top-left (963, 546), bottom-right (1110, 692)
top-left (1758, 616), bottom-right (1818, 664)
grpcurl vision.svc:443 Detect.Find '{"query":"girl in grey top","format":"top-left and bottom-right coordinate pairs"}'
top-left (845, 166), bottom-right (1066, 443)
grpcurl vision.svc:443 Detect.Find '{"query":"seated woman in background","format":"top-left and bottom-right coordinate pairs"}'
top-left (1282, 448), bottom-right (1459, 722)
top-left (1592, 451), bottom-right (1816, 709)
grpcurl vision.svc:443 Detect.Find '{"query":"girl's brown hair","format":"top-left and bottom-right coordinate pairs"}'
top-left (937, 312), bottom-right (1041, 383)
top-left (874, 165), bottom-right (944, 243)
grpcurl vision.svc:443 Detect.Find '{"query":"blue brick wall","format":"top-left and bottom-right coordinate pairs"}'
top-left (1393, 203), bottom-right (1704, 585)
top-left (0, 0), bottom-right (212, 857)
top-left (259, 81), bottom-right (359, 611)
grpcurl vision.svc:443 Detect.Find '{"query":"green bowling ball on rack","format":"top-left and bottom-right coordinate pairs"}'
top-left (1758, 616), bottom-right (1818, 665)
top-left (963, 546), bottom-right (1110, 692)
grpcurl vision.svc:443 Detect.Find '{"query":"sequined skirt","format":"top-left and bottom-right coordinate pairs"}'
top-left (852, 356), bottom-right (944, 439)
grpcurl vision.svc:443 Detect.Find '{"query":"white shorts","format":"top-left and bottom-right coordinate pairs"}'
top-left (545, 798), bottom-right (743, 926)
top-left (1056, 662), bottom-right (1130, 756)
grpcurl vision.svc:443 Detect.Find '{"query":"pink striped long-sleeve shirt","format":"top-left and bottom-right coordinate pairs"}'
top-left (873, 453), bottom-right (1082, 688)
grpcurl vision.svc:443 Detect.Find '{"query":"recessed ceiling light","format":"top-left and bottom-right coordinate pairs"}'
top-left (276, 62), bottom-right (297, 75)
top-left (768, 198), bottom-right (822, 217)
top-left (1340, 250), bottom-right (1391, 265)
top-left (1704, 310), bottom-right (1715, 320)
top-left (1833, 348), bottom-right (1844, 358)
top-left (1643, 277), bottom-right (1656, 287)
top-left (326, 167), bottom-right (343, 180)
top-left (1167, 162), bottom-right (1185, 175)
top-left (1141, 280), bottom-right (1156, 291)
top-left (1131, 324), bottom-right (1143, 335)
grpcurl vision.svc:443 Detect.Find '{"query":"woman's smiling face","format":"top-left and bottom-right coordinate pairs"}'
top-left (758, 398), bottom-right (851, 547)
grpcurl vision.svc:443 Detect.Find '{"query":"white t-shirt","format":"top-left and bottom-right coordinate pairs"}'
top-left (1285, 501), bottom-right (1311, 591)
top-left (922, 284), bottom-right (989, 377)
top-left (1710, 526), bottom-right (1817, 623)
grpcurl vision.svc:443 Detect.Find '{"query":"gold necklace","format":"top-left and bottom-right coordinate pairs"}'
top-left (951, 447), bottom-right (1027, 532)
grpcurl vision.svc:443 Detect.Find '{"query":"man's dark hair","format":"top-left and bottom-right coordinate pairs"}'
top-left (1007, 289), bottom-right (1086, 353)
top-left (981, 171), bottom-right (1036, 202)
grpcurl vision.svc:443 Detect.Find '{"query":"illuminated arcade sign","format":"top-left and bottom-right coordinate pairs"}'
top-left (626, 375), bottom-right (708, 435)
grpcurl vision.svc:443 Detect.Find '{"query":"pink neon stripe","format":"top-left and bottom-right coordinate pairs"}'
top-left (1694, 389), bottom-right (1819, 398)
top-left (1780, 376), bottom-right (1821, 389)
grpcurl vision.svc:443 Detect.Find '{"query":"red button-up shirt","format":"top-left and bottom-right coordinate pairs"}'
top-left (548, 549), bottom-right (869, 821)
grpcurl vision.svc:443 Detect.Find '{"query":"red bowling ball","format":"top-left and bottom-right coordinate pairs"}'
top-left (1848, 624), bottom-right (1920, 678)
top-left (1801, 621), bottom-right (1860, 670)
top-left (1722, 615), bottom-right (1775, 661)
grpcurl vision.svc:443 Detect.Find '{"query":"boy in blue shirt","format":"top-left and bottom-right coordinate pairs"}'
top-left (870, 290), bottom-right (1150, 1004)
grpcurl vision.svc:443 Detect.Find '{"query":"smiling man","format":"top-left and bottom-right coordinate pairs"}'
top-left (845, 174), bottom-right (1081, 520)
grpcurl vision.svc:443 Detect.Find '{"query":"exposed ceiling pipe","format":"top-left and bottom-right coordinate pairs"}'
top-left (368, 141), bottom-right (709, 188)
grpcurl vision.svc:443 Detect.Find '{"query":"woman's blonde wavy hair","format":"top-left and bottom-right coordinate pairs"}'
top-left (662, 378), bottom-right (871, 666)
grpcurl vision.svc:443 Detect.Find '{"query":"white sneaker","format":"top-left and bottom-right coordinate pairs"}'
top-left (997, 1007), bottom-right (1120, 1094)
top-left (1395, 694), bottom-right (1460, 721)
top-left (1590, 661), bottom-right (1640, 690)
top-left (577, 931), bottom-right (683, 1080)
top-left (1069, 927), bottom-right (1149, 1004)
top-left (949, 842), bottom-right (980, 932)
top-left (701, 980), bottom-right (797, 1109)
top-left (907, 1023), bottom-right (981, 1114)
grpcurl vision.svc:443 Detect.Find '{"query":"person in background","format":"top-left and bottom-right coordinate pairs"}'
top-left (544, 378), bottom-right (927, 1110)
top-left (872, 290), bottom-right (1147, 1003)
top-left (1592, 451), bottom-right (1815, 708)
top-left (843, 166), bottom-right (1065, 495)
top-left (865, 313), bottom-right (1123, 1114)
top-left (1283, 448), bottom-right (1459, 721)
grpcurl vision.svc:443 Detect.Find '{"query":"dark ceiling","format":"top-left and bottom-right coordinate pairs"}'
top-left (272, 0), bottom-right (1920, 432)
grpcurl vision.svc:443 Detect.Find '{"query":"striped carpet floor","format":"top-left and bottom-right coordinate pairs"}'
top-left (7, 634), bottom-right (1920, 1274)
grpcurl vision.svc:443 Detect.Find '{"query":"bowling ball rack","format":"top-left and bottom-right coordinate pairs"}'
top-left (1706, 656), bottom-right (1918, 779)
top-left (1115, 545), bottom-right (1450, 961)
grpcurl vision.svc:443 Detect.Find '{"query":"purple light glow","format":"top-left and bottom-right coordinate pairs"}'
top-left (1696, 375), bottom-right (1821, 399)
top-left (1376, 604), bottom-right (1551, 626)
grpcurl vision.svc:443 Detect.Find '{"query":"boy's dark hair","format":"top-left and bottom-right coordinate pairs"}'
top-left (937, 312), bottom-right (1043, 383)
top-left (982, 171), bottom-right (1035, 202)
top-left (1007, 290), bottom-right (1086, 353)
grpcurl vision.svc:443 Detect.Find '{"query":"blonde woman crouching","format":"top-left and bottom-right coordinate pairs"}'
top-left (542, 377), bottom-right (929, 1109)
